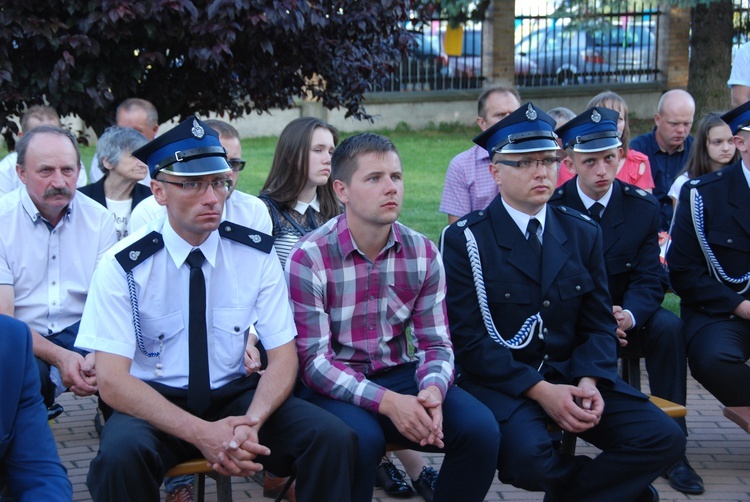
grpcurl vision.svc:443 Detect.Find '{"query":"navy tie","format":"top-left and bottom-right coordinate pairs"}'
top-left (186, 249), bottom-right (211, 416)
top-left (589, 202), bottom-right (605, 223)
top-left (526, 218), bottom-right (542, 258)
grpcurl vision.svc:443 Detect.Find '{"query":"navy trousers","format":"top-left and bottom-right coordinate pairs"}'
top-left (87, 377), bottom-right (356, 502)
top-left (298, 362), bottom-right (500, 502)
top-left (495, 386), bottom-right (685, 502)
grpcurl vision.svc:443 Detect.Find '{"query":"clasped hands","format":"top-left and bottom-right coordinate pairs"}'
top-left (380, 386), bottom-right (445, 448)
top-left (196, 415), bottom-right (270, 477)
top-left (529, 377), bottom-right (604, 434)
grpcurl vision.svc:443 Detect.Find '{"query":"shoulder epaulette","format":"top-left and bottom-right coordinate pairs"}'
top-left (115, 231), bottom-right (164, 272)
top-left (549, 185), bottom-right (568, 202)
top-left (686, 169), bottom-right (727, 189)
top-left (219, 220), bottom-right (274, 254)
top-left (552, 204), bottom-right (597, 226)
top-left (620, 182), bottom-right (658, 206)
top-left (450, 209), bottom-right (489, 233)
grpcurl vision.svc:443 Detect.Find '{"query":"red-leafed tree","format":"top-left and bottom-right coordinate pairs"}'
top-left (0, 0), bottom-right (435, 139)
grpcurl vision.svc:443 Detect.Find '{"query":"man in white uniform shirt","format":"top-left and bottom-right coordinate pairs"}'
top-left (0, 126), bottom-right (117, 415)
top-left (75, 116), bottom-right (354, 502)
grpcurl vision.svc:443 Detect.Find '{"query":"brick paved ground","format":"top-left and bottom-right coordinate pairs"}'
top-left (53, 367), bottom-right (750, 501)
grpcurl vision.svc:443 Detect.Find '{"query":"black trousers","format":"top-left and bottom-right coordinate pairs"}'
top-left (87, 376), bottom-right (356, 502)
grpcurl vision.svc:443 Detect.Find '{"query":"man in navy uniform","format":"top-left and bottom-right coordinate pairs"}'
top-left (441, 102), bottom-right (684, 502)
top-left (668, 101), bottom-right (750, 408)
top-left (75, 116), bottom-right (355, 502)
top-left (551, 107), bottom-right (703, 495)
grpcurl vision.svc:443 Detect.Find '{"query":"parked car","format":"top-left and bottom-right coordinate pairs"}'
top-left (515, 23), bottom-right (657, 86)
top-left (445, 29), bottom-right (538, 88)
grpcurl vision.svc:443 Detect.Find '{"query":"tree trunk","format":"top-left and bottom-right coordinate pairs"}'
top-left (688, 0), bottom-right (734, 118)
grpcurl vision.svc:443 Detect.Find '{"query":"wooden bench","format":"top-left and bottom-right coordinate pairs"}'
top-left (559, 395), bottom-right (686, 455)
top-left (165, 459), bottom-right (232, 502)
top-left (723, 406), bottom-right (750, 433)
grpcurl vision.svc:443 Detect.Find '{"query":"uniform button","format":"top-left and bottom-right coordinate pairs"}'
top-left (51, 281), bottom-right (56, 286)
top-left (225, 226), bottom-right (232, 232)
top-left (542, 300), bottom-right (550, 308)
top-left (152, 238), bottom-right (159, 244)
top-left (727, 239), bottom-right (733, 244)
top-left (625, 263), bottom-right (632, 268)
top-left (51, 255), bottom-right (56, 260)
top-left (575, 285), bottom-right (581, 291)
top-left (729, 314), bottom-right (736, 320)
top-left (234, 326), bottom-right (241, 332)
top-left (543, 354), bottom-right (549, 361)
top-left (504, 293), bottom-right (511, 299)
top-left (543, 328), bottom-right (548, 334)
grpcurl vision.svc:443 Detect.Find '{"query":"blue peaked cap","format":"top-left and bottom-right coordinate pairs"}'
top-left (556, 107), bottom-right (622, 152)
top-left (721, 100), bottom-right (750, 135)
top-left (132, 116), bottom-right (230, 177)
top-left (473, 102), bottom-right (559, 156)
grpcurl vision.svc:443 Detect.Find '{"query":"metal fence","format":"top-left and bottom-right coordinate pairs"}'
top-left (373, 2), bottom-right (663, 93)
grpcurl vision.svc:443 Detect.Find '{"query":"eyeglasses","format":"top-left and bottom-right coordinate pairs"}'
top-left (228, 159), bottom-right (246, 172)
top-left (494, 157), bottom-right (561, 169)
top-left (158, 178), bottom-right (233, 194)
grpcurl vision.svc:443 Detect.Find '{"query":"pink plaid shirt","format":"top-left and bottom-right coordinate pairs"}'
top-left (439, 144), bottom-right (496, 218)
top-left (286, 213), bottom-right (455, 413)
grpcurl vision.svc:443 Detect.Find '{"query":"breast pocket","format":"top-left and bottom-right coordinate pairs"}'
top-left (137, 311), bottom-right (184, 370)
top-left (386, 285), bottom-right (420, 326)
top-left (213, 308), bottom-right (254, 366)
top-left (556, 272), bottom-right (594, 301)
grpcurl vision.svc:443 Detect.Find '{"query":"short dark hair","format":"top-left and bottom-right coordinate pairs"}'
top-left (331, 133), bottom-right (399, 184)
top-left (16, 126), bottom-right (81, 169)
top-left (477, 84), bottom-right (521, 118)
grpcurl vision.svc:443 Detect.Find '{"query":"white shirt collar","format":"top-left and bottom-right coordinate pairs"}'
top-left (20, 186), bottom-right (73, 226)
top-left (161, 218), bottom-right (219, 270)
top-left (742, 160), bottom-right (750, 189)
top-left (293, 193), bottom-right (320, 214)
top-left (501, 198), bottom-right (547, 238)
top-left (575, 180), bottom-right (614, 211)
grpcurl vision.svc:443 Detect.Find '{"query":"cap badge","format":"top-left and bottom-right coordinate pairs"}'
top-left (591, 109), bottom-right (601, 123)
top-left (129, 250), bottom-right (141, 261)
top-left (525, 103), bottom-right (537, 121)
top-left (191, 119), bottom-right (205, 139)
top-left (249, 234), bottom-right (261, 244)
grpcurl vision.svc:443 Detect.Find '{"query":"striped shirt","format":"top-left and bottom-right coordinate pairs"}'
top-left (286, 213), bottom-right (454, 413)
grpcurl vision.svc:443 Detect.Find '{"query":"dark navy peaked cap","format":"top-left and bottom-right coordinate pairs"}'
top-left (556, 107), bottom-right (622, 153)
top-left (473, 102), bottom-right (559, 156)
top-left (132, 116), bottom-right (230, 177)
top-left (721, 100), bottom-right (750, 135)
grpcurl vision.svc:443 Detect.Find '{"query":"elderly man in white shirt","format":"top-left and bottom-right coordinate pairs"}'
top-left (0, 126), bottom-right (116, 414)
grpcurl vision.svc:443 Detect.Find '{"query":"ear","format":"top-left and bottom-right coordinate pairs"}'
top-left (476, 116), bottom-right (486, 130)
top-left (16, 164), bottom-right (26, 185)
top-left (333, 179), bottom-right (348, 204)
top-left (562, 156), bottom-right (577, 174)
top-left (488, 161), bottom-right (502, 185)
top-left (101, 158), bottom-right (114, 171)
top-left (733, 134), bottom-right (748, 152)
top-left (151, 178), bottom-right (167, 206)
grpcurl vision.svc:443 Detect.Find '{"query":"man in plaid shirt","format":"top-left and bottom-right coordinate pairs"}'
top-left (287, 132), bottom-right (499, 502)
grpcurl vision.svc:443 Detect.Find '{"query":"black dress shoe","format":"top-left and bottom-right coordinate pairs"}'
top-left (375, 458), bottom-right (414, 498)
top-left (634, 484), bottom-right (659, 502)
top-left (662, 456), bottom-right (704, 494)
top-left (411, 466), bottom-right (438, 502)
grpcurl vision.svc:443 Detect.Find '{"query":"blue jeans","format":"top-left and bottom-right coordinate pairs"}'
top-left (297, 362), bottom-right (500, 502)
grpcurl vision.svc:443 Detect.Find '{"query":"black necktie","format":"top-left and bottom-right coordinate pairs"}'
top-left (589, 202), bottom-right (605, 223)
top-left (186, 249), bottom-right (211, 416)
top-left (526, 218), bottom-right (542, 258)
